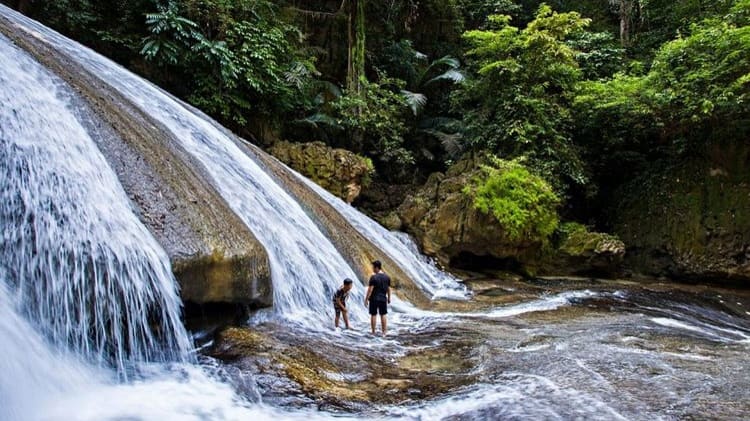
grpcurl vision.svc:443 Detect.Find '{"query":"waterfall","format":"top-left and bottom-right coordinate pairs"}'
top-left (0, 7), bottom-right (371, 325)
top-left (0, 33), bottom-right (191, 373)
top-left (0, 280), bottom-right (95, 419)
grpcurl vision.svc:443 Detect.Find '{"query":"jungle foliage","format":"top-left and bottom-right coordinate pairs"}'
top-left (8, 0), bottom-right (750, 229)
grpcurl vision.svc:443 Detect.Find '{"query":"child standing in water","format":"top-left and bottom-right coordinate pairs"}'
top-left (333, 278), bottom-right (354, 329)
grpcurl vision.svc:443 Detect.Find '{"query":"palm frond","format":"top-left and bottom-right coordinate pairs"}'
top-left (318, 80), bottom-right (343, 99)
top-left (418, 55), bottom-right (464, 88)
top-left (284, 61), bottom-right (311, 89)
top-left (401, 90), bottom-right (427, 116)
top-left (418, 117), bottom-right (463, 131)
top-left (295, 112), bottom-right (341, 129)
top-left (425, 69), bottom-right (465, 86)
top-left (421, 129), bottom-right (465, 158)
top-left (427, 55), bottom-right (461, 71)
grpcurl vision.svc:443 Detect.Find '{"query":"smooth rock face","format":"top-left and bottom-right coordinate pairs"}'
top-left (269, 141), bottom-right (372, 203)
top-left (398, 156), bottom-right (541, 268)
top-left (612, 144), bottom-right (750, 282)
top-left (0, 18), bottom-right (272, 307)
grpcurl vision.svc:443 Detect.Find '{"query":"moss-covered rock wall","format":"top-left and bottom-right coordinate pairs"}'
top-left (611, 143), bottom-right (750, 282)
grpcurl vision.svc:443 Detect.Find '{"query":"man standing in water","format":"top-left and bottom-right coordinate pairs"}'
top-left (364, 260), bottom-right (391, 336)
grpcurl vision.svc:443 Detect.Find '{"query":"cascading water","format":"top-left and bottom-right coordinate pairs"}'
top-left (0, 27), bottom-right (275, 421)
top-left (0, 32), bottom-right (190, 372)
top-left (0, 279), bottom-right (94, 419)
top-left (299, 176), bottom-right (469, 300)
top-left (0, 8), bottom-right (369, 325)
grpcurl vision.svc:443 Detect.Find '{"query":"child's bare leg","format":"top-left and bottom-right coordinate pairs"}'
top-left (343, 311), bottom-right (350, 329)
top-left (370, 315), bottom-right (376, 334)
top-left (381, 315), bottom-right (387, 336)
top-left (335, 312), bottom-right (340, 328)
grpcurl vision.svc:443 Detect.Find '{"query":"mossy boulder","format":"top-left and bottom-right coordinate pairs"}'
top-left (269, 141), bottom-right (373, 203)
top-left (398, 156), bottom-right (626, 277)
top-left (610, 143), bottom-right (750, 282)
top-left (539, 223), bottom-right (626, 277)
top-left (397, 155), bottom-right (545, 269)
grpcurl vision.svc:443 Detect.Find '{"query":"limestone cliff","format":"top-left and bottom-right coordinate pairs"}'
top-left (611, 144), bottom-right (750, 282)
top-left (269, 141), bottom-right (372, 203)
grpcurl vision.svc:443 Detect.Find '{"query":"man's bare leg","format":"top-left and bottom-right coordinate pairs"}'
top-left (370, 315), bottom-right (376, 334)
top-left (381, 315), bottom-right (387, 336)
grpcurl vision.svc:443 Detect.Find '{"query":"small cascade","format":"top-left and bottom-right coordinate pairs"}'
top-left (0, 33), bottom-right (191, 372)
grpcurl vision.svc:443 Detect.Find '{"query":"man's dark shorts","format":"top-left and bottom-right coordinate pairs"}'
top-left (369, 300), bottom-right (387, 316)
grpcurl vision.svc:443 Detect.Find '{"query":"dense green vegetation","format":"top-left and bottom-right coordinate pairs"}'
top-left (466, 157), bottom-right (560, 242)
top-left (5, 0), bottom-right (749, 235)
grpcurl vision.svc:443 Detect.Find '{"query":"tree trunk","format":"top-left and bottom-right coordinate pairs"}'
top-left (346, 0), bottom-right (366, 96)
top-left (345, 0), bottom-right (366, 151)
top-left (618, 0), bottom-right (633, 46)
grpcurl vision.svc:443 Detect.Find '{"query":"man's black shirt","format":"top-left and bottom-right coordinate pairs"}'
top-left (368, 272), bottom-right (391, 302)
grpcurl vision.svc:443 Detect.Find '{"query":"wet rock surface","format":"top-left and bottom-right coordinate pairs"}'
top-left (210, 324), bottom-right (481, 410)
top-left (203, 277), bottom-right (750, 418)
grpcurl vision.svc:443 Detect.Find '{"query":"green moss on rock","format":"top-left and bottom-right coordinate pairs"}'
top-left (539, 222), bottom-right (626, 277)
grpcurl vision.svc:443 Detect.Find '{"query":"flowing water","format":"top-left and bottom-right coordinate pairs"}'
top-left (0, 7), bottom-right (369, 326)
top-left (0, 34), bottom-right (190, 371)
top-left (299, 175), bottom-right (469, 300)
top-left (1, 5), bottom-right (750, 420)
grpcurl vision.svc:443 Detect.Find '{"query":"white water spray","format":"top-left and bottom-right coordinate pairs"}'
top-left (0, 33), bottom-right (190, 373)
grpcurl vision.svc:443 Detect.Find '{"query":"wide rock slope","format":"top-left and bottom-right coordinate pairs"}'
top-left (0, 16), bottom-right (272, 308)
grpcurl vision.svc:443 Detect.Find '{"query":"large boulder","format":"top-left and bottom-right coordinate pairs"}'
top-left (353, 182), bottom-right (416, 225)
top-left (398, 156), bottom-right (626, 277)
top-left (397, 156), bottom-right (542, 268)
top-left (611, 145), bottom-right (750, 282)
top-left (269, 141), bottom-right (373, 203)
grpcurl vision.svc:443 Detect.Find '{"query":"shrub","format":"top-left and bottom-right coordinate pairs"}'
top-left (465, 157), bottom-right (560, 242)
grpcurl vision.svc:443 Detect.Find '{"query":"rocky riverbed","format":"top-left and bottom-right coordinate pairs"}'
top-left (199, 277), bottom-right (750, 419)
